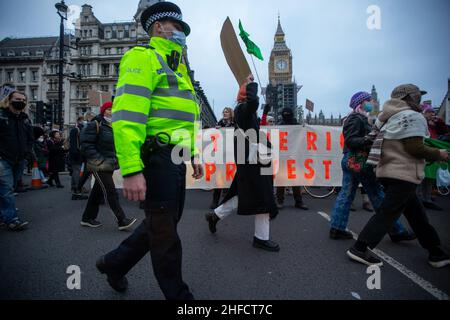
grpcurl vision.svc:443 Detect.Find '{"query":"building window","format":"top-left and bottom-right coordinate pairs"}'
top-left (78, 64), bottom-right (87, 76)
top-left (18, 70), bottom-right (26, 83)
top-left (81, 64), bottom-right (91, 76)
top-left (101, 64), bottom-right (110, 76)
top-left (114, 64), bottom-right (120, 76)
top-left (84, 15), bottom-right (89, 22)
top-left (31, 70), bottom-right (38, 82)
top-left (80, 64), bottom-right (92, 76)
top-left (80, 46), bottom-right (91, 56)
top-left (30, 87), bottom-right (37, 101)
top-left (100, 85), bottom-right (109, 92)
top-left (104, 48), bottom-right (111, 55)
top-left (117, 47), bottom-right (123, 55)
top-left (6, 70), bottom-right (14, 82)
top-left (82, 87), bottom-right (88, 99)
top-left (36, 50), bottom-right (44, 56)
top-left (7, 50), bottom-right (15, 57)
top-left (89, 30), bottom-right (93, 38)
top-left (130, 29), bottom-right (136, 38)
top-left (21, 51), bottom-right (30, 56)
top-left (50, 65), bottom-right (58, 75)
top-left (118, 30), bottom-right (124, 39)
top-left (105, 30), bottom-right (111, 39)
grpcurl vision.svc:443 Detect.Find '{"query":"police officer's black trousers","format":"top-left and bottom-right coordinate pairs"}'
top-left (104, 148), bottom-right (193, 300)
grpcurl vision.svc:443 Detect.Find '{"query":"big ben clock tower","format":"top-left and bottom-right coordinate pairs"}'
top-left (266, 16), bottom-right (301, 122)
top-left (269, 16), bottom-right (293, 84)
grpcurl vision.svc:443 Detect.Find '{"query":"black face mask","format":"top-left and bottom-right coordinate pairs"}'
top-left (11, 101), bottom-right (26, 111)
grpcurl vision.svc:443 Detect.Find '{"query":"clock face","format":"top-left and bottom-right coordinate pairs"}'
top-left (276, 59), bottom-right (288, 71)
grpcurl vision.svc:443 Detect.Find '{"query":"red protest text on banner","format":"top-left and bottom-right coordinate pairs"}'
top-left (287, 159), bottom-right (297, 179)
top-left (205, 163), bottom-right (216, 182)
top-left (307, 132), bottom-right (318, 151)
top-left (280, 131), bottom-right (289, 152)
top-left (226, 163), bottom-right (236, 181)
top-left (210, 133), bottom-right (220, 152)
top-left (304, 159), bottom-right (315, 180)
top-left (323, 160), bottom-right (332, 180)
top-left (326, 132), bottom-right (332, 151)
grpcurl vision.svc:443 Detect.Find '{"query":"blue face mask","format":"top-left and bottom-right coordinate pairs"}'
top-left (161, 26), bottom-right (187, 47)
top-left (364, 103), bottom-right (374, 113)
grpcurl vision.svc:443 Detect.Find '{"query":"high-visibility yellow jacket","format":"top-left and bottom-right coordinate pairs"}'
top-left (112, 37), bottom-right (200, 176)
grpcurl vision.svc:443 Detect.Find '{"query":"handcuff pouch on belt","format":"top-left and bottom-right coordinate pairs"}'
top-left (141, 132), bottom-right (171, 166)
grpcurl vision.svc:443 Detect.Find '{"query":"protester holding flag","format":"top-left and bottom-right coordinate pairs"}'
top-left (206, 75), bottom-right (280, 252)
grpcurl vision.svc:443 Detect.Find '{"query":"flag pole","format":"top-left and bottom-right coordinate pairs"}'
top-left (250, 54), bottom-right (266, 104)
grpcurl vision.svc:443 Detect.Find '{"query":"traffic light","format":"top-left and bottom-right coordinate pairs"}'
top-left (36, 101), bottom-right (44, 125)
top-left (43, 103), bottom-right (54, 125)
top-left (53, 104), bottom-right (58, 125)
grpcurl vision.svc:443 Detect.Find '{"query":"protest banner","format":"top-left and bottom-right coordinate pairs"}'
top-left (112, 126), bottom-right (345, 189)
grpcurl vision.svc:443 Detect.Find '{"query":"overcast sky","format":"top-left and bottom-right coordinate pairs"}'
top-left (1, 0), bottom-right (449, 119)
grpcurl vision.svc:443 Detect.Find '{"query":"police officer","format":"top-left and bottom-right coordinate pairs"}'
top-left (95, 2), bottom-right (203, 300)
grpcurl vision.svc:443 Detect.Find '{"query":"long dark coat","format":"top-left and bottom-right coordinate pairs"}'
top-left (220, 82), bottom-right (278, 219)
top-left (47, 138), bottom-right (66, 173)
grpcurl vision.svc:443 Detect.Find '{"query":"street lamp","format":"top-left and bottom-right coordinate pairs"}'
top-left (55, 0), bottom-right (68, 130)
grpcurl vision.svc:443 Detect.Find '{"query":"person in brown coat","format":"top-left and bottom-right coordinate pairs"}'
top-left (347, 84), bottom-right (450, 268)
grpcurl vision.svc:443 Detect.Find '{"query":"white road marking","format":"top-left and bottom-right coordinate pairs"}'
top-left (351, 292), bottom-right (362, 300)
top-left (318, 211), bottom-right (450, 301)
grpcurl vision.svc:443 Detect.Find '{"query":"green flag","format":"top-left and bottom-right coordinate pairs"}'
top-left (424, 138), bottom-right (450, 179)
top-left (238, 20), bottom-right (264, 61)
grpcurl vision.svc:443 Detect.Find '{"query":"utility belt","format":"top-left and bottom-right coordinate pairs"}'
top-left (141, 132), bottom-right (173, 160)
top-left (141, 132), bottom-right (191, 165)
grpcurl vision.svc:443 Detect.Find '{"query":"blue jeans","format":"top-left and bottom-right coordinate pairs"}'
top-left (330, 153), bottom-right (406, 234)
top-left (0, 159), bottom-right (22, 224)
